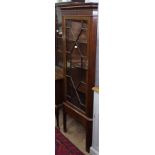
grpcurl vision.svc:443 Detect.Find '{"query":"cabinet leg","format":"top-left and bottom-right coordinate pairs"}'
top-left (86, 121), bottom-right (92, 152)
top-left (63, 109), bottom-right (67, 132)
top-left (55, 108), bottom-right (59, 128)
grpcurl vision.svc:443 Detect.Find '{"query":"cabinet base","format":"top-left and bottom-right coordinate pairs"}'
top-left (63, 102), bottom-right (93, 152)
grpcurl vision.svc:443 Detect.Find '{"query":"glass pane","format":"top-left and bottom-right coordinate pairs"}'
top-left (71, 47), bottom-right (81, 68)
top-left (77, 42), bottom-right (87, 56)
top-left (66, 76), bottom-right (86, 111)
top-left (71, 20), bottom-right (82, 39)
top-left (66, 28), bottom-right (75, 41)
top-left (65, 19), bottom-right (88, 112)
top-left (66, 40), bottom-right (74, 52)
top-left (79, 30), bottom-right (87, 43)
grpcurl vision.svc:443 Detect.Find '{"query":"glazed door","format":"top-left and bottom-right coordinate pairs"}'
top-left (63, 17), bottom-right (90, 112)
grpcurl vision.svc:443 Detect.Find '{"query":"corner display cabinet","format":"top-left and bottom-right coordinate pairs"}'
top-left (55, 2), bottom-right (98, 152)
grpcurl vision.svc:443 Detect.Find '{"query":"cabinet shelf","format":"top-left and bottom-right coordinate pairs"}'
top-left (67, 62), bottom-right (88, 70)
top-left (66, 27), bottom-right (87, 31)
top-left (70, 66), bottom-right (88, 70)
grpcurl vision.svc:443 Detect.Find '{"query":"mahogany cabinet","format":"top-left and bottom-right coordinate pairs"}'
top-left (55, 2), bottom-right (98, 152)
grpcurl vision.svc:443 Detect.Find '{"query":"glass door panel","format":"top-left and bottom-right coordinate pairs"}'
top-left (65, 18), bottom-right (88, 112)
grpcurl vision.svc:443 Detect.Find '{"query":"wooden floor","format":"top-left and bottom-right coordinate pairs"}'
top-left (57, 109), bottom-right (90, 155)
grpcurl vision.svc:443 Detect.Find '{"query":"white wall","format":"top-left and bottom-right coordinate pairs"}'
top-left (90, 91), bottom-right (99, 155)
top-left (0, 0), bottom-right (55, 155)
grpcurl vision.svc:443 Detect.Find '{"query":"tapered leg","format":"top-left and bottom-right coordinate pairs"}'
top-left (63, 109), bottom-right (67, 132)
top-left (86, 121), bottom-right (92, 152)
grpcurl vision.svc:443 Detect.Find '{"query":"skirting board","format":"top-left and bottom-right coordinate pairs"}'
top-left (90, 147), bottom-right (99, 155)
